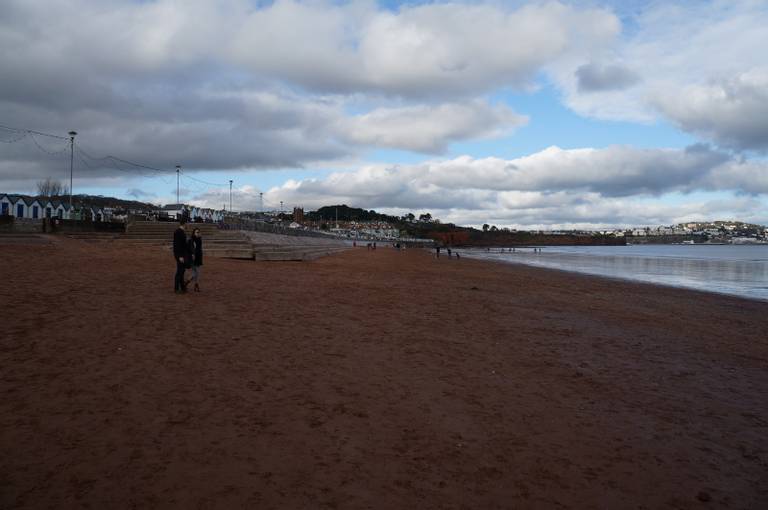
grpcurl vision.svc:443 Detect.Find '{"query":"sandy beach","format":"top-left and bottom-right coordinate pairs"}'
top-left (1, 237), bottom-right (767, 509)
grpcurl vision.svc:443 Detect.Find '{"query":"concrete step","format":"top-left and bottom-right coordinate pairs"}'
top-left (120, 234), bottom-right (246, 241)
top-left (206, 249), bottom-right (255, 260)
top-left (113, 239), bottom-right (168, 245)
top-left (252, 247), bottom-right (349, 261)
top-left (252, 245), bottom-right (347, 253)
top-left (126, 222), bottom-right (220, 235)
top-left (66, 233), bottom-right (121, 240)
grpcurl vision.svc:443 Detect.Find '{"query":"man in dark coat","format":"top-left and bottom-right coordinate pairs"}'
top-left (173, 219), bottom-right (189, 293)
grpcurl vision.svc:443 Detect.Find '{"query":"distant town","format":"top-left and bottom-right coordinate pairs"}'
top-left (1, 191), bottom-right (766, 245)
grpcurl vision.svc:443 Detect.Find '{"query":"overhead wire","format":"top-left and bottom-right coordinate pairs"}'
top-left (0, 131), bottom-right (28, 144)
top-left (3, 122), bottom-right (254, 204)
top-left (179, 174), bottom-right (213, 193)
top-left (76, 146), bottom-right (173, 184)
top-left (180, 171), bottom-right (228, 187)
top-left (28, 133), bottom-right (70, 155)
top-left (0, 123), bottom-right (68, 140)
top-left (0, 124), bottom-right (69, 154)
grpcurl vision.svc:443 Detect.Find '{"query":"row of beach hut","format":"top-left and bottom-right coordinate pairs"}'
top-left (1, 194), bottom-right (228, 223)
top-left (0, 193), bottom-right (107, 221)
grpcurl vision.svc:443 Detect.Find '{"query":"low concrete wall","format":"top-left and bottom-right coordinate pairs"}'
top-left (0, 215), bottom-right (13, 232)
top-left (0, 217), bottom-right (44, 233)
top-left (45, 218), bottom-right (125, 234)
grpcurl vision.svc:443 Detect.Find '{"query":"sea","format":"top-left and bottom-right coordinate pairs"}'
top-left (463, 244), bottom-right (768, 301)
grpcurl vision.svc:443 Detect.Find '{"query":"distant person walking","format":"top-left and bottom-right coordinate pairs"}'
top-left (173, 219), bottom-right (189, 293)
top-left (447, 248), bottom-right (452, 258)
top-left (188, 228), bottom-right (203, 292)
top-left (435, 246), bottom-right (441, 258)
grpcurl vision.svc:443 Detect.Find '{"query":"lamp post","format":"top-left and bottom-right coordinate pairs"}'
top-left (68, 131), bottom-right (77, 213)
top-left (175, 165), bottom-right (181, 205)
top-left (229, 180), bottom-right (233, 212)
top-left (259, 192), bottom-right (263, 213)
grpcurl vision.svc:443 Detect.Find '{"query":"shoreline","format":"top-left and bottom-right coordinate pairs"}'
top-left (461, 247), bottom-right (768, 303)
top-left (2, 240), bottom-right (767, 508)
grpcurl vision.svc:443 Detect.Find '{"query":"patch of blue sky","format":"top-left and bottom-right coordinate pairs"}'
top-left (190, 168), bottom-right (338, 192)
top-left (448, 85), bottom-right (697, 160)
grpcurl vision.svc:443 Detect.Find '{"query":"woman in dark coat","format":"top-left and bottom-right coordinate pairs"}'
top-left (187, 228), bottom-right (203, 292)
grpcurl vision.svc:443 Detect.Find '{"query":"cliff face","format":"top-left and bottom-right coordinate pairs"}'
top-left (427, 229), bottom-right (626, 247)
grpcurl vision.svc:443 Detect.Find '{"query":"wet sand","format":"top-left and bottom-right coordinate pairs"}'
top-left (1, 238), bottom-right (767, 509)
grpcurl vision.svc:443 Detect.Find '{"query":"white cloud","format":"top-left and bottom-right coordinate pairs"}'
top-left (190, 145), bottom-right (768, 228)
top-left (336, 101), bottom-right (527, 153)
top-left (652, 70), bottom-right (768, 151)
top-left (229, 0), bottom-right (619, 96)
top-left (550, 0), bottom-right (768, 148)
top-left (2, 0), bottom-right (768, 230)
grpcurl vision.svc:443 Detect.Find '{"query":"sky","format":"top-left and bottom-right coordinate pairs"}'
top-left (1, 0), bottom-right (767, 229)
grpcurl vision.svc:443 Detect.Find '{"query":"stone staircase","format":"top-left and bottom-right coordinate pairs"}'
top-left (117, 221), bottom-right (350, 261)
top-left (251, 243), bottom-right (350, 261)
top-left (242, 231), bottom-right (351, 261)
top-left (119, 221), bottom-right (254, 259)
top-left (65, 232), bottom-right (122, 242)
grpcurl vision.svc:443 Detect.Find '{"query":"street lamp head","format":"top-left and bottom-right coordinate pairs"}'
top-left (176, 165), bottom-right (181, 169)
top-left (68, 131), bottom-right (77, 137)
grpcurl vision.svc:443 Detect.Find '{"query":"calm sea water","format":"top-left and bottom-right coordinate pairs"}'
top-left (464, 244), bottom-right (768, 301)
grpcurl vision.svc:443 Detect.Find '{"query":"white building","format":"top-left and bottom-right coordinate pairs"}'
top-left (162, 204), bottom-right (186, 220)
top-left (9, 195), bottom-right (28, 218)
top-left (52, 201), bottom-right (68, 219)
top-left (27, 198), bottom-right (45, 219)
top-left (0, 193), bottom-right (12, 216)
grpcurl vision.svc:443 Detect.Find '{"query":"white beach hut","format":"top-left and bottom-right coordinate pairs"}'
top-left (9, 195), bottom-right (28, 218)
top-left (61, 202), bottom-right (74, 219)
top-left (40, 199), bottom-right (54, 218)
top-left (0, 193), bottom-right (11, 216)
top-left (27, 198), bottom-right (44, 219)
top-left (51, 200), bottom-right (67, 219)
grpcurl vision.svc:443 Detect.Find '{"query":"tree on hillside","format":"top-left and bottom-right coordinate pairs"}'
top-left (418, 213), bottom-right (432, 222)
top-left (37, 178), bottom-right (69, 197)
top-left (482, 223), bottom-right (490, 232)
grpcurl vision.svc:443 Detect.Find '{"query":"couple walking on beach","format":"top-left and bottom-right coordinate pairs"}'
top-left (173, 219), bottom-right (204, 294)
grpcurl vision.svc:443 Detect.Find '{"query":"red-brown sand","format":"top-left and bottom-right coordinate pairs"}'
top-left (1, 238), bottom-right (767, 509)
